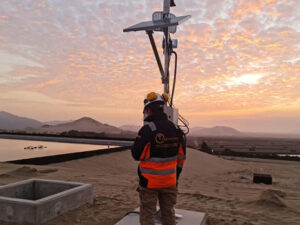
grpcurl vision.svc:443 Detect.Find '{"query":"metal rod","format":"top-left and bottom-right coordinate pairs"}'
top-left (163, 29), bottom-right (170, 94)
top-left (163, 0), bottom-right (171, 14)
top-left (163, 0), bottom-right (171, 94)
top-left (146, 30), bottom-right (165, 80)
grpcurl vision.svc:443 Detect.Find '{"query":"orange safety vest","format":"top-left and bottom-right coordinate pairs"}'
top-left (139, 122), bottom-right (186, 189)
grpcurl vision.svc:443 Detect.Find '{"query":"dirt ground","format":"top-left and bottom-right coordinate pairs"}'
top-left (1, 148), bottom-right (300, 225)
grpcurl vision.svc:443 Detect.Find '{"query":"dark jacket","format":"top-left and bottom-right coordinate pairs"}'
top-left (131, 112), bottom-right (186, 188)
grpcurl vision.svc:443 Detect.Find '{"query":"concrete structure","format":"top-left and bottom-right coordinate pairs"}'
top-left (0, 179), bottom-right (93, 225)
top-left (8, 146), bottom-right (129, 165)
top-left (0, 134), bottom-right (133, 147)
top-left (115, 208), bottom-right (207, 225)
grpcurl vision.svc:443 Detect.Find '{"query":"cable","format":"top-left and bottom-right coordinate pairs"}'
top-left (170, 51), bottom-right (177, 107)
top-left (169, 101), bottom-right (189, 135)
top-left (164, 40), bottom-right (189, 134)
top-left (179, 113), bottom-right (190, 135)
top-left (168, 50), bottom-right (189, 134)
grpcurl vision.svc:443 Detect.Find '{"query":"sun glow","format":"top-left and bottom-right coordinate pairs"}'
top-left (226, 73), bottom-right (269, 86)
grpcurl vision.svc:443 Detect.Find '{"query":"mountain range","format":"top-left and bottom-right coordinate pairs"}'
top-left (1, 111), bottom-right (299, 138)
top-left (25, 117), bottom-right (123, 134)
top-left (119, 125), bottom-right (141, 133)
top-left (189, 126), bottom-right (242, 137)
top-left (0, 111), bottom-right (125, 134)
top-left (0, 111), bottom-right (43, 130)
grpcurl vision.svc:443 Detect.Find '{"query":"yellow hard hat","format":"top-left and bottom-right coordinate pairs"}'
top-left (144, 92), bottom-right (168, 109)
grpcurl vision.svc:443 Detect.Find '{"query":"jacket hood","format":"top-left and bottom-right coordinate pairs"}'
top-left (144, 112), bottom-right (168, 122)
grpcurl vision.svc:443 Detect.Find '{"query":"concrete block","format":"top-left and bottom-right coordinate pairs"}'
top-left (115, 208), bottom-right (207, 225)
top-left (0, 179), bottom-right (93, 224)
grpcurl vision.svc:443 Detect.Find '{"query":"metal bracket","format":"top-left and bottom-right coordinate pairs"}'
top-left (146, 30), bottom-right (165, 82)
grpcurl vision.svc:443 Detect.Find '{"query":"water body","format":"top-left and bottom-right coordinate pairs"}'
top-left (0, 138), bottom-right (115, 162)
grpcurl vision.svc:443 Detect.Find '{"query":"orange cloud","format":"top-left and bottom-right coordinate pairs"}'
top-left (0, 0), bottom-right (299, 132)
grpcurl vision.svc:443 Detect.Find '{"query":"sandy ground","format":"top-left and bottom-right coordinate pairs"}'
top-left (0, 148), bottom-right (300, 225)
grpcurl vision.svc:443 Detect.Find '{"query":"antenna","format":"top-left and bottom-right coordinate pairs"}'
top-left (123, 0), bottom-right (190, 131)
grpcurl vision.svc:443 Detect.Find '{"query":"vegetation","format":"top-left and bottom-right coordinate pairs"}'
top-left (186, 136), bottom-right (300, 162)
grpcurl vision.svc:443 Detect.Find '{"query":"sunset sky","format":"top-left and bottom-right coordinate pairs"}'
top-left (1, 0), bottom-right (300, 133)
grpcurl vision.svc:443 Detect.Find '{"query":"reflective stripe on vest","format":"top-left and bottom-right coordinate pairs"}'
top-left (140, 167), bottom-right (176, 175)
top-left (177, 143), bottom-right (186, 167)
top-left (145, 121), bottom-right (156, 132)
top-left (143, 156), bottom-right (178, 163)
top-left (177, 155), bottom-right (186, 160)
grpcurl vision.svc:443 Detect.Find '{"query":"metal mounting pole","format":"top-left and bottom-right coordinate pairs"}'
top-left (123, 0), bottom-right (191, 126)
top-left (163, 0), bottom-right (171, 94)
top-left (163, 0), bottom-right (171, 13)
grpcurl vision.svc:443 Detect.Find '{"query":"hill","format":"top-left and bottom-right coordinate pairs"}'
top-left (0, 111), bottom-right (43, 130)
top-left (189, 126), bottom-right (242, 137)
top-left (44, 120), bottom-right (73, 126)
top-left (119, 125), bottom-right (141, 133)
top-left (26, 117), bottom-right (123, 134)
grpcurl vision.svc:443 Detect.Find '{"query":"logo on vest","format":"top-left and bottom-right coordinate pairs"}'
top-left (155, 133), bottom-right (165, 144)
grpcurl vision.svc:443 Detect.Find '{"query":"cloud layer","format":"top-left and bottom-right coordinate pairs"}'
top-left (0, 0), bottom-right (299, 132)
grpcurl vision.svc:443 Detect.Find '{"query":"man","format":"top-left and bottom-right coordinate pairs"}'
top-left (131, 92), bottom-right (186, 225)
